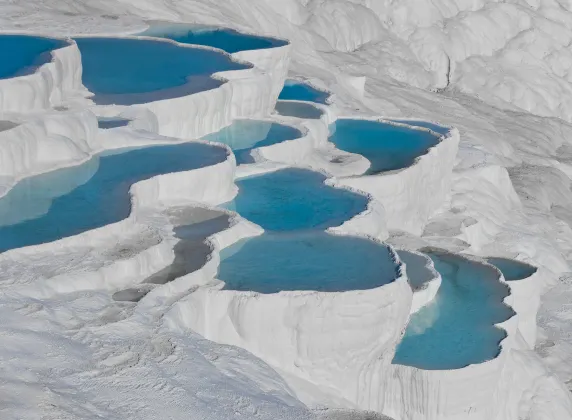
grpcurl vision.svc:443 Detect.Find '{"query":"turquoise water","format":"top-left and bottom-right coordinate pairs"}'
top-left (75, 37), bottom-right (248, 105)
top-left (0, 34), bottom-right (66, 79)
top-left (393, 250), bottom-right (514, 370)
top-left (391, 120), bottom-right (450, 136)
top-left (223, 168), bottom-right (368, 231)
top-left (278, 80), bottom-right (330, 104)
top-left (329, 119), bottom-right (440, 175)
top-left (203, 119), bottom-right (301, 164)
top-left (0, 143), bottom-right (227, 252)
top-left (275, 101), bottom-right (323, 119)
top-left (486, 257), bottom-right (537, 281)
top-left (219, 232), bottom-right (398, 293)
top-left (139, 24), bottom-right (287, 54)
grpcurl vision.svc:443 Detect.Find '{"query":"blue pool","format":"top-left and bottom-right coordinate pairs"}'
top-left (223, 168), bottom-right (368, 231)
top-left (0, 34), bottom-right (66, 79)
top-left (278, 79), bottom-right (331, 104)
top-left (219, 232), bottom-right (398, 293)
top-left (393, 250), bottom-right (514, 370)
top-left (275, 101), bottom-right (323, 119)
top-left (329, 119), bottom-right (441, 175)
top-left (75, 37), bottom-right (249, 105)
top-left (486, 257), bottom-right (537, 281)
top-left (203, 119), bottom-right (301, 164)
top-left (139, 24), bottom-right (287, 54)
top-left (0, 143), bottom-right (227, 252)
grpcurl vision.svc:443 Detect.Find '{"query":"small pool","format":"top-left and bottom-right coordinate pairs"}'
top-left (138, 24), bottom-right (287, 54)
top-left (278, 79), bottom-right (330, 104)
top-left (97, 117), bottom-right (130, 129)
top-left (75, 37), bottom-right (249, 105)
top-left (275, 101), bottom-right (323, 120)
top-left (144, 207), bottom-right (230, 285)
top-left (0, 143), bottom-right (227, 253)
top-left (486, 257), bottom-right (537, 281)
top-left (397, 250), bottom-right (434, 291)
top-left (219, 232), bottom-right (398, 293)
top-left (203, 119), bottom-right (301, 164)
top-left (223, 168), bottom-right (368, 231)
top-left (329, 119), bottom-right (440, 175)
top-left (0, 34), bottom-right (66, 79)
top-left (393, 250), bottom-right (514, 370)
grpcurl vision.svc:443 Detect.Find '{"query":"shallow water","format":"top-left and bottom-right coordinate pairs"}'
top-left (97, 117), bottom-right (130, 129)
top-left (329, 119), bottom-right (440, 175)
top-left (275, 101), bottom-right (323, 119)
top-left (143, 207), bottom-right (230, 285)
top-left (278, 79), bottom-right (330, 104)
top-left (397, 250), bottom-right (434, 290)
top-left (0, 34), bottom-right (66, 79)
top-left (139, 24), bottom-right (287, 54)
top-left (393, 250), bottom-right (514, 370)
top-left (203, 119), bottom-right (301, 163)
top-left (75, 37), bottom-right (248, 104)
top-left (219, 232), bottom-right (398, 293)
top-left (486, 257), bottom-right (537, 281)
top-left (0, 143), bottom-right (227, 252)
top-left (223, 168), bottom-right (368, 231)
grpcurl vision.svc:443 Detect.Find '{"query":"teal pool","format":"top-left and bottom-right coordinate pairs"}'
top-left (0, 143), bottom-right (227, 252)
top-left (223, 168), bottom-right (368, 231)
top-left (75, 37), bottom-right (249, 105)
top-left (393, 250), bottom-right (514, 370)
top-left (219, 232), bottom-right (399, 293)
top-left (0, 34), bottom-right (66, 79)
top-left (329, 119), bottom-right (440, 175)
top-left (203, 119), bottom-right (301, 164)
top-left (138, 24), bottom-right (287, 54)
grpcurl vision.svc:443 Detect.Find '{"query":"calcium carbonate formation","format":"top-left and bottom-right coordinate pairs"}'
top-left (0, 14), bottom-right (570, 420)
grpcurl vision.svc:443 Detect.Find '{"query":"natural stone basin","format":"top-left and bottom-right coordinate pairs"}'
top-left (74, 37), bottom-right (249, 105)
top-left (329, 119), bottom-right (441, 175)
top-left (203, 119), bottom-right (301, 164)
top-left (486, 257), bottom-right (537, 281)
top-left (222, 168), bottom-right (368, 231)
top-left (393, 250), bottom-right (514, 370)
top-left (219, 232), bottom-right (399, 293)
top-left (0, 142), bottom-right (227, 253)
top-left (0, 34), bottom-right (66, 79)
top-left (278, 79), bottom-right (331, 104)
top-left (275, 100), bottom-right (324, 119)
top-left (138, 23), bottom-right (288, 54)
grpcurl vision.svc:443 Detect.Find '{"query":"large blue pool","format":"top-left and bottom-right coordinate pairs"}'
top-left (138, 24), bottom-right (287, 54)
top-left (75, 37), bottom-right (249, 105)
top-left (219, 232), bottom-right (398, 293)
top-left (223, 168), bottom-right (368, 231)
top-left (203, 119), bottom-right (301, 164)
top-left (278, 79), bottom-right (331, 105)
top-left (0, 34), bottom-right (66, 79)
top-left (486, 257), bottom-right (537, 281)
top-left (393, 250), bottom-right (514, 370)
top-left (329, 119), bottom-right (441, 175)
top-left (0, 143), bottom-right (227, 252)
